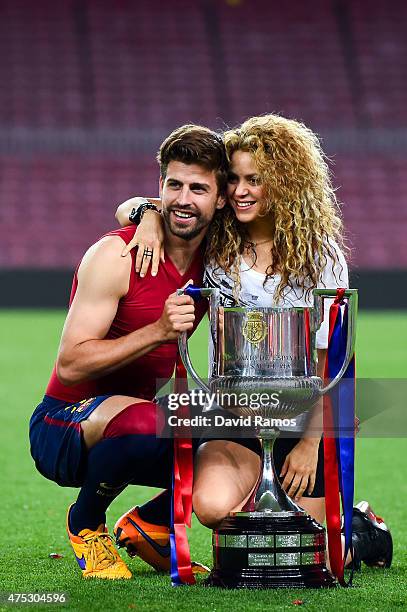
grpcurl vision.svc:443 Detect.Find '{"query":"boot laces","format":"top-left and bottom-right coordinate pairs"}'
top-left (82, 531), bottom-right (118, 571)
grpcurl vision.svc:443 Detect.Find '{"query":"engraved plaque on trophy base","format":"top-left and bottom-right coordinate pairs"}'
top-left (206, 513), bottom-right (335, 589)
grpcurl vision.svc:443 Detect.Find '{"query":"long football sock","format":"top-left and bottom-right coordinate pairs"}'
top-left (138, 490), bottom-right (171, 527)
top-left (69, 434), bottom-right (170, 535)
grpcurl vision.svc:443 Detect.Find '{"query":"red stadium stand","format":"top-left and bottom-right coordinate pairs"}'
top-left (349, 1), bottom-right (407, 127)
top-left (1, 0), bottom-right (406, 271)
top-left (0, 155), bottom-right (157, 267)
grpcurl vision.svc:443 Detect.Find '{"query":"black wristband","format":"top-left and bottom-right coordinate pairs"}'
top-left (129, 200), bottom-right (159, 225)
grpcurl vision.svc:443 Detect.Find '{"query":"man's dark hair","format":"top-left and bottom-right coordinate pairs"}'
top-left (157, 124), bottom-right (228, 194)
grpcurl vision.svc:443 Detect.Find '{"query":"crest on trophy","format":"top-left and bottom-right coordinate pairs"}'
top-left (242, 311), bottom-right (268, 346)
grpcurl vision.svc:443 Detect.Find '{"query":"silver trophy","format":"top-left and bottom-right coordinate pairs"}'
top-left (178, 287), bottom-right (358, 588)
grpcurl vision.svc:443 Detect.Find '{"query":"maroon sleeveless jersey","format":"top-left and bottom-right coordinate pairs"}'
top-left (46, 226), bottom-right (207, 403)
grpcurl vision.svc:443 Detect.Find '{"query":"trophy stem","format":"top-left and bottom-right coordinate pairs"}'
top-left (242, 429), bottom-right (304, 514)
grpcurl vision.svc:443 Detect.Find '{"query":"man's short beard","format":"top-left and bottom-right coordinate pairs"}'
top-left (162, 210), bottom-right (210, 241)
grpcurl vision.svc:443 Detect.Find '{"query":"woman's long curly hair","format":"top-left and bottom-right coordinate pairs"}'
top-left (205, 114), bottom-right (347, 302)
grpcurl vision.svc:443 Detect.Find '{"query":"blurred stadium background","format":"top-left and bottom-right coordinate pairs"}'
top-left (0, 0), bottom-right (406, 308)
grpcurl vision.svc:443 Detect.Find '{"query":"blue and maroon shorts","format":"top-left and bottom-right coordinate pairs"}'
top-left (30, 395), bottom-right (112, 487)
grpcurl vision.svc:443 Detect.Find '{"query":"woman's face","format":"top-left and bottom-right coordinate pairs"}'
top-left (227, 150), bottom-right (265, 224)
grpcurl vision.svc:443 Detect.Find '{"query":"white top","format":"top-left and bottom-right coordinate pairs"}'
top-left (204, 240), bottom-right (348, 349)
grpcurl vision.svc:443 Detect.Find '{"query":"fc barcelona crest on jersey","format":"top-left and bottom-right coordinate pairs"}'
top-left (65, 397), bottom-right (96, 414)
top-left (242, 311), bottom-right (268, 346)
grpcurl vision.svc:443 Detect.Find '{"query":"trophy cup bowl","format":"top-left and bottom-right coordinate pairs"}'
top-left (178, 287), bottom-right (357, 589)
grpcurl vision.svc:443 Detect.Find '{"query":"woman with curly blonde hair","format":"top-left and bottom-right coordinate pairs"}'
top-left (204, 114), bottom-right (346, 307)
top-left (115, 113), bottom-right (349, 527)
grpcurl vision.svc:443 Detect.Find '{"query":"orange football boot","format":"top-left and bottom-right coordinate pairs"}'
top-left (114, 506), bottom-right (209, 575)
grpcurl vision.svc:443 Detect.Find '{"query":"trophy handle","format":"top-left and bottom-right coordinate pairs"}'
top-left (313, 288), bottom-right (358, 395)
top-left (176, 286), bottom-right (218, 395)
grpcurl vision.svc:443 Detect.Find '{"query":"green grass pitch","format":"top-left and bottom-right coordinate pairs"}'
top-left (0, 310), bottom-right (406, 611)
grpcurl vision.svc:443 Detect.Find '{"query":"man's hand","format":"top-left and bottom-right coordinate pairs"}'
top-left (155, 291), bottom-right (195, 340)
top-left (280, 438), bottom-right (320, 501)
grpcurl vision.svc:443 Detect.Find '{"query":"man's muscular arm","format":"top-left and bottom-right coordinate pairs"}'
top-left (56, 236), bottom-right (194, 386)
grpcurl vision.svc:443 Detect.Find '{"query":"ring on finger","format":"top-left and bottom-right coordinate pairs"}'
top-left (143, 248), bottom-right (153, 258)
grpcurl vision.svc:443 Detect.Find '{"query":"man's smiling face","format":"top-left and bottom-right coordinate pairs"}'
top-left (160, 161), bottom-right (225, 241)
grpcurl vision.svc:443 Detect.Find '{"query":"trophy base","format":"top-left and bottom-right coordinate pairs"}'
top-left (205, 512), bottom-right (335, 589)
top-left (206, 566), bottom-right (335, 589)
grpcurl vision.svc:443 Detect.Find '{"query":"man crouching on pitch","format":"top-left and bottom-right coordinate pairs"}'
top-left (29, 125), bottom-right (244, 579)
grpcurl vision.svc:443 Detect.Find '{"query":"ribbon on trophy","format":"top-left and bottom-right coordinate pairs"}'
top-left (323, 288), bottom-right (355, 586)
top-left (170, 353), bottom-right (195, 586)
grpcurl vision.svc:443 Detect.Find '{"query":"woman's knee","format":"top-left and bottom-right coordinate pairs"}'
top-left (192, 440), bottom-right (261, 528)
top-left (192, 489), bottom-right (231, 529)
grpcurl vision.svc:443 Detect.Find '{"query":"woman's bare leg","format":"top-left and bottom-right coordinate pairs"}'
top-left (193, 440), bottom-right (261, 529)
top-left (300, 497), bottom-right (325, 525)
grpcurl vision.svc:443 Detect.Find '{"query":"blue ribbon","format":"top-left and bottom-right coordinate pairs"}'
top-left (327, 303), bottom-right (355, 571)
top-left (170, 469), bottom-right (182, 586)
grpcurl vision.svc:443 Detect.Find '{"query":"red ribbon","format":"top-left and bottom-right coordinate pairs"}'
top-left (323, 288), bottom-right (346, 585)
top-left (171, 355), bottom-right (195, 585)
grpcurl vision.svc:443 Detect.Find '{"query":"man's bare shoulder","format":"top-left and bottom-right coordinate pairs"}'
top-left (81, 234), bottom-right (127, 261)
top-left (77, 235), bottom-right (132, 296)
